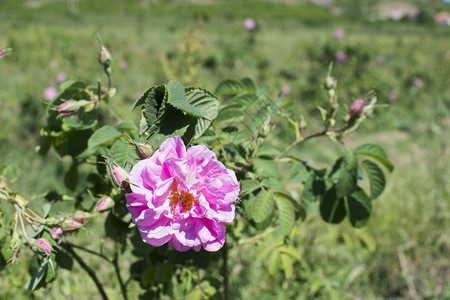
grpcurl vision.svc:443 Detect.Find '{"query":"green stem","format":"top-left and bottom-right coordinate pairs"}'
top-left (61, 242), bottom-right (109, 300)
top-left (113, 240), bottom-right (128, 300)
top-left (222, 241), bottom-right (229, 300)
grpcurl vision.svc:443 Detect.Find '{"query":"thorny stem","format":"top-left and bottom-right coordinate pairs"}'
top-left (61, 242), bottom-right (109, 300)
top-left (113, 239), bottom-right (128, 300)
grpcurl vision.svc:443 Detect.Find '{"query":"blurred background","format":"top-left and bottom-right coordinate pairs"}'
top-left (0, 0), bottom-right (449, 299)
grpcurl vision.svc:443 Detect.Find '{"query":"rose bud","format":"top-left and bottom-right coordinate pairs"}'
top-left (134, 142), bottom-right (154, 160)
top-left (51, 227), bottom-right (63, 239)
top-left (96, 197), bottom-right (115, 212)
top-left (62, 219), bottom-right (83, 232)
top-left (350, 98), bottom-right (365, 117)
top-left (57, 100), bottom-right (91, 115)
top-left (37, 238), bottom-right (52, 254)
top-left (98, 45), bottom-right (112, 66)
top-left (111, 164), bottom-right (129, 188)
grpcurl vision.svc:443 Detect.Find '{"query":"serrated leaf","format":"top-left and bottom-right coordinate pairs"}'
top-left (256, 85), bottom-right (270, 102)
top-left (118, 122), bottom-right (138, 134)
top-left (250, 105), bottom-right (270, 132)
top-left (361, 160), bottom-right (386, 199)
top-left (256, 145), bottom-right (279, 158)
top-left (88, 126), bottom-right (122, 149)
top-left (268, 250), bottom-right (280, 275)
top-left (280, 253), bottom-right (294, 278)
top-left (253, 157), bottom-right (279, 178)
top-left (26, 258), bottom-right (48, 291)
top-left (275, 197), bottom-right (295, 235)
top-left (231, 93), bottom-right (258, 108)
top-left (319, 186), bottom-right (346, 224)
top-left (241, 77), bottom-right (256, 93)
top-left (111, 140), bottom-right (138, 167)
top-left (168, 81), bottom-right (205, 118)
top-left (354, 143), bottom-right (394, 172)
top-left (215, 79), bottom-right (247, 96)
top-left (290, 161), bottom-right (310, 183)
top-left (185, 87), bottom-right (219, 139)
top-left (336, 154), bottom-right (358, 198)
top-left (346, 189), bottom-right (372, 228)
top-left (143, 85), bottom-right (167, 127)
top-left (214, 109), bottom-right (244, 124)
top-left (240, 180), bottom-right (261, 196)
top-left (251, 190), bottom-right (274, 223)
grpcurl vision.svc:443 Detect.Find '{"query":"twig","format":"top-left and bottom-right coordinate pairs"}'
top-left (113, 240), bottom-right (128, 300)
top-left (61, 242), bottom-right (109, 300)
top-left (222, 241), bottom-right (229, 300)
top-left (68, 243), bottom-right (110, 262)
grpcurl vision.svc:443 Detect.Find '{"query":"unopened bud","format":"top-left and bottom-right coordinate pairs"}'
top-left (58, 100), bottom-right (92, 115)
top-left (324, 75), bottom-right (337, 90)
top-left (350, 99), bottom-right (365, 117)
top-left (112, 164), bottom-right (129, 188)
top-left (37, 238), bottom-right (52, 254)
top-left (0, 50), bottom-right (3, 59)
top-left (10, 232), bottom-right (22, 253)
top-left (96, 197), bottom-right (115, 212)
top-left (73, 211), bottom-right (95, 223)
top-left (44, 217), bottom-right (61, 227)
top-left (62, 219), bottom-right (82, 232)
top-left (51, 227), bottom-right (63, 239)
top-left (98, 45), bottom-right (112, 66)
top-left (134, 142), bottom-right (154, 159)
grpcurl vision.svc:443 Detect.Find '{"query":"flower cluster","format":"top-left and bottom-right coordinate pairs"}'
top-left (126, 136), bottom-right (240, 252)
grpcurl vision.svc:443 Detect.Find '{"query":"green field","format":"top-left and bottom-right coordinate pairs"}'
top-left (0, 0), bottom-right (449, 299)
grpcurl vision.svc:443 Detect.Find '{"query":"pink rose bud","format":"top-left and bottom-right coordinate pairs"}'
top-left (51, 227), bottom-right (63, 239)
top-left (0, 50), bottom-right (4, 58)
top-left (244, 18), bottom-right (256, 30)
top-left (58, 100), bottom-right (79, 115)
top-left (37, 238), bottom-right (52, 254)
top-left (350, 99), bottom-right (365, 117)
top-left (62, 219), bottom-right (82, 232)
top-left (97, 197), bottom-right (115, 212)
top-left (112, 164), bottom-right (129, 188)
top-left (73, 215), bottom-right (85, 223)
top-left (98, 45), bottom-right (112, 66)
top-left (334, 29), bottom-right (344, 40)
top-left (134, 142), bottom-right (154, 160)
top-left (335, 51), bottom-right (349, 63)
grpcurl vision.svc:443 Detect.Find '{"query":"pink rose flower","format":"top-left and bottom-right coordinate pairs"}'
top-left (44, 85), bottom-right (57, 100)
top-left (244, 18), bottom-right (256, 30)
top-left (350, 98), bottom-right (365, 117)
top-left (334, 29), bottom-right (344, 40)
top-left (126, 136), bottom-right (240, 252)
top-left (37, 238), bottom-right (52, 253)
top-left (335, 51), bottom-right (349, 63)
top-left (281, 85), bottom-right (291, 95)
top-left (97, 197), bottom-right (115, 212)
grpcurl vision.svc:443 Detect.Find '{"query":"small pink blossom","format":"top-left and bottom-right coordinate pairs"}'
top-left (350, 98), bottom-right (365, 117)
top-left (44, 86), bottom-right (57, 100)
top-left (37, 238), bottom-right (52, 253)
top-left (49, 60), bottom-right (58, 69)
top-left (118, 60), bottom-right (128, 69)
top-left (56, 72), bottom-right (66, 83)
top-left (126, 136), bottom-right (240, 252)
top-left (111, 164), bottom-right (129, 188)
top-left (389, 91), bottom-right (398, 102)
top-left (97, 197), bottom-right (115, 212)
top-left (73, 215), bottom-right (85, 223)
top-left (334, 29), bottom-right (344, 40)
top-left (414, 77), bottom-right (423, 87)
top-left (51, 227), bottom-right (63, 239)
top-left (62, 219), bottom-right (82, 232)
top-left (244, 18), bottom-right (256, 30)
top-left (0, 50), bottom-right (4, 59)
top-left (281, 85), bottom-right (291, 95)
top-left (335, 51), bottom-right (349, 63)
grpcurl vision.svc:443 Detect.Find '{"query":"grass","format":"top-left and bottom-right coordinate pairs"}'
top-left (0, 0), bottom-right (449, 298)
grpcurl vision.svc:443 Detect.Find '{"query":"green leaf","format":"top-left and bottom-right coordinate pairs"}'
top-left (142, 85), bottom-right (167, 129)
top-left (241, 77), bottom-right (256, 93)
top-left (278, 246), bottom-right (302, 261)
top-left (280, 253), bottom-right (294, 278)
top-left (290, 161), bottom-right (310, 183)
top-left (361, 160), bottom-right (386, 199)
top-left (111, 140), bottom-right (138, 167)
top-left (256, 85), bottom-right (270, 102)
top-left (354, 143), bottom-right (394, 172)
top-left (25, 258), bottom-right (48, 291)
top-left (240, 180), bottom-right (261, 196)
top-left (230, 93), bottom-right (258, 108)
top-left (346, 189), bottom-right (372, 228)
top-left (336, 154), bottom-right (358, 198)
top-left (214, 108), bottom-right (244, 124)
top-left (251, 105), bottom-right (270, 132)
top-left (185, 289), bottom-right (203, 300)
top-left (275, 197), bottom-right (295, 235)
top-left (168, 81), bottom-right (206, 118)
top-left (320, 186), bottom-right (346, 224)
top-left (253, 157), bottom-right (279, 178)
top-left (185, 87), bottom-right (219, 139)
top-left (251, 190), bottom-right (274, 223)
top-left (268, 250), bottom-right (280, 275)
top-left (88, 126), bottom-right (122, 149)
top-left (215, 79), bottom-right (247, 96)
